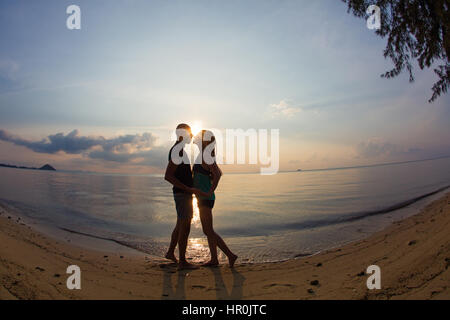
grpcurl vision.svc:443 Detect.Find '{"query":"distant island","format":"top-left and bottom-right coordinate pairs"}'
top-left (0, 163), bottom-right (56, 171)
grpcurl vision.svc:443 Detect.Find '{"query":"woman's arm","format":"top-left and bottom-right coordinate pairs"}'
top-left (207, 162), bottom-right (222, 196)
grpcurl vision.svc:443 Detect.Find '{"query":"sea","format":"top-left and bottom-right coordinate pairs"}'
top-left (1, 157), bottom-right (449, 263)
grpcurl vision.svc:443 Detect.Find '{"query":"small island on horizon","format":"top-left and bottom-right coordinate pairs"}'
top-left (0, 163), bottom-right (56, 171)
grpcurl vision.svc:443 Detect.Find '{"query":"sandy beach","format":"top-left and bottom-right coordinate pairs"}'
top-left (0, 193), bottom-right (449, 300)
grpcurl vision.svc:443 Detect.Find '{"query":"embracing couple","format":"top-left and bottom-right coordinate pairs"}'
top-left (164, 123), bottom-right (238, 270)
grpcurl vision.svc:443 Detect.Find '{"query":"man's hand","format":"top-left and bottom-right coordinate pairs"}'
top-left (191, 188), bottom-right (209, 198)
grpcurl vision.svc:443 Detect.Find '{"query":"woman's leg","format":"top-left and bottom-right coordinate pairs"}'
top-left (199, 206), bottom-right (218, 263)
top-left (199, 206), bottom-right (238, 266)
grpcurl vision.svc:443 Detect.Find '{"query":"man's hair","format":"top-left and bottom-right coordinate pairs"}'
top-left (176, 123), bottom-right (191, 130)
top-left (175, 123), bottom-right (191, 142)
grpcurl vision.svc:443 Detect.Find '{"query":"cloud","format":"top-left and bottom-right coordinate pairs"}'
top-left (0, 59), bottom-right (20, 80)
top-left (270, 99), bottom-right (301, 118)
top-left (356, 139), bottom-right (399, 158)
top-left (0, 59), bottom-right (23, 93)
top-left (356, 138), bottom-right (424, 159)
top-left (0, 129), bottom-right (167, 167)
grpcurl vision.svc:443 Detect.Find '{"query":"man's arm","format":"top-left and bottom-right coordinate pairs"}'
top-left (164, 160), bottom-right (193, 193)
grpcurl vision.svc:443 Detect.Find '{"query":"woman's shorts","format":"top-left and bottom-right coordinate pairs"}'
top-left (197, 199), bottom-right (215, 209)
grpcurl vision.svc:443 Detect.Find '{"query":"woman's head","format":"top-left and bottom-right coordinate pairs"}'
top-left (195, 130), bottom-right (216, 163)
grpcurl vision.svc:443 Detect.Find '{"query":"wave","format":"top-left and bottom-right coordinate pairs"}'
top-left (271, 185), bottom-right (450, 232)
top-left (59, 227), bottom-right (166, 256)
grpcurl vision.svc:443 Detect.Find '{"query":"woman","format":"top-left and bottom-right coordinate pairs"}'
top-left (193, 130), bottom-right (238, 267)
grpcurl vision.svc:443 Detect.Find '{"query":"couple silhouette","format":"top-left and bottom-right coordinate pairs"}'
top-left (164, 123), bottom-right (237, 270)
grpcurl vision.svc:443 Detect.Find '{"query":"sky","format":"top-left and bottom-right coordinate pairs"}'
top-left (0, 0), bottom-right (449, 174)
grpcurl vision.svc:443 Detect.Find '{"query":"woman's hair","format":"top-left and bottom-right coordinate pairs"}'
top-left (200, 130), bottom-right (216, 160)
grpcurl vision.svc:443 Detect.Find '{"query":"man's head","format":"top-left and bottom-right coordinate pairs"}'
top-left (175, 123), bottom-right (193, 144)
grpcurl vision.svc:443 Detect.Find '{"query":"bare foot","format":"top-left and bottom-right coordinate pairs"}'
top-left (165, 252), bottom-right (178, 263)
top-left (228, 254), bottom-right (238, 268)
top-left (201, 260), bottom-right (219, 267)
top-left (178, 261), bottom-right (199, 270)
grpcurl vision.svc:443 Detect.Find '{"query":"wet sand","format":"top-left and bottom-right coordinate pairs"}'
top-left (0, 193), bottom-right (449, 300)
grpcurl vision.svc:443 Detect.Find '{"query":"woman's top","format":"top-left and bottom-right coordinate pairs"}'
top-left (193, 163), bottom-right (215, 201)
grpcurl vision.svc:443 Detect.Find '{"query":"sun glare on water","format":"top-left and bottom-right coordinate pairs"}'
top-left (190, 121), bottom-right (202, 228)
top-left (192, 196), bottom-right (200, 227)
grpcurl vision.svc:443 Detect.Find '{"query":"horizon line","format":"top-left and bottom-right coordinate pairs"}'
top-left (30, 154), bottom-right (450, 176)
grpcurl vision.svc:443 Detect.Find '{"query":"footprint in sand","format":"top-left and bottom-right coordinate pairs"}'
top-left (192, 285), bottom-right (206, 289)
top-left (263, 283), bottom-right (296, 289)
top-left (310, 280), bottom-right (320, 286)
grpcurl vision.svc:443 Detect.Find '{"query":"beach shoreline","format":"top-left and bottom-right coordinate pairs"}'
top-left (1, 193), bottom-right (449, 299)
top-left (2, 185), bottom-right (448, 265)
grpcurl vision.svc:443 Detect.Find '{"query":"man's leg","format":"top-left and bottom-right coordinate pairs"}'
top-left (175, 194), bottom-right (197, 270)
top-left (178, 218), bottom-right (198, 269)
top-left (165, 220), bottom-right (180, 263)
top-left (177, 217), bottom-right (191, 263)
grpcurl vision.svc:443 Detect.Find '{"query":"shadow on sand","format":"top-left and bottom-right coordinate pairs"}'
top-left (161, 263), bottom-right (246, 300)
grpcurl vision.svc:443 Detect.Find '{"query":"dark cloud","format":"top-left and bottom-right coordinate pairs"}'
top-left (88, 146), bottom-right (167, 166)
top-left (0, 129), bottom-right (100, 154)
top-left (356, 139), bottom-right (400, 158)
top-left (356, 139), bottom-right (425, 159)
top-left (0, 129), bottom-right (167, 167)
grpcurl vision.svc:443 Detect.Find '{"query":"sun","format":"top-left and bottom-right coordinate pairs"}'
top-left (191, 121), bottom-right (202, 136)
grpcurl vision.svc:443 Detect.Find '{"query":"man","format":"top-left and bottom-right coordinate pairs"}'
top-left (164, 123), bottom-right (206, 270)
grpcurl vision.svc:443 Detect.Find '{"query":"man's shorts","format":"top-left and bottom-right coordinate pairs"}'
top-left (173, 193), bottom-right (193, 220)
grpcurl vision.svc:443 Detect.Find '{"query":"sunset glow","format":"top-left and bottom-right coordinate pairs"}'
top-left (191, 121), bottom-right (202, 136)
